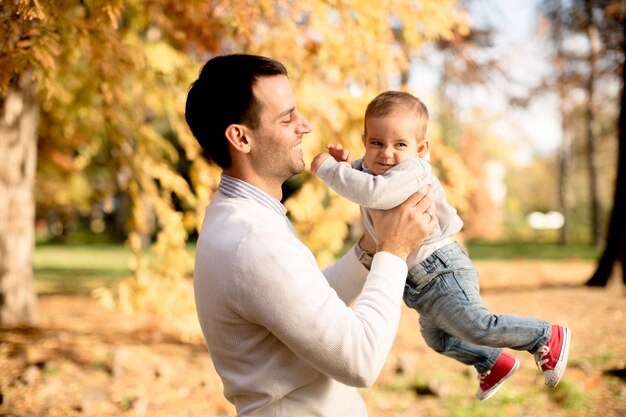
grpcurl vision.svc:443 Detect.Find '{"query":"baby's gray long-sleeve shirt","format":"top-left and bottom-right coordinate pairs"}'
top-left (315, 156), bottom-right (464, 266)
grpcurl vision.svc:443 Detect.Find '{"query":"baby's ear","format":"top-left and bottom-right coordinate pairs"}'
top-left (417, 140), bottom-right (430, 158)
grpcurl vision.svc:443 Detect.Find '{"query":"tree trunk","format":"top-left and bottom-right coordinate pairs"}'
top-left (585, 19), bottom-right (626, 287)
top-left (585, 0), bottom-right (604, 248)
top-left (557, 128), bottom-right (571, 245)
top-left (554, 5), bottom-right (570, 245)
top-left (0, 71), bottom-right (39, 326)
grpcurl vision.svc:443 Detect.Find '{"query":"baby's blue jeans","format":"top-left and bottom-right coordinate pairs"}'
top-left (404, 242), bottom-right (552, 374)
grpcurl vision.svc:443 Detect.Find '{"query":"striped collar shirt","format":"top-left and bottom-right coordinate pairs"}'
top-left (218, 173), bottom-right (288, 216)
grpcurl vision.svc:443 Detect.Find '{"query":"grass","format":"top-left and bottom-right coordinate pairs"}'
top-left (34, 244), bottom-right (131, 271)
top-left (23, 242), bottom-right (625, 417)
top-left (34, 244), bottom-right (132, 294)
top-left (465, 241), bottom-right (600, 260)
top-left (33, 242), bottom-right (197, 294)
top-left (548, 380), bottom-right (590, 410)
top-left (33, 241), bottom-right (601, 294)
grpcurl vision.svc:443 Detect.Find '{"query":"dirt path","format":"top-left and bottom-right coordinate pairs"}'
top-left (1, 260), bottom-right (625, 417)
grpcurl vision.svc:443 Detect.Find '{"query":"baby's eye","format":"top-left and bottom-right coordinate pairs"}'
top-left (396, 143), bottom-right (408, 147)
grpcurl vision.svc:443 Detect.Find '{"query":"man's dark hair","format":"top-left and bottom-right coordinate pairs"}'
top-left (185, 54), bottom-right (288, 168)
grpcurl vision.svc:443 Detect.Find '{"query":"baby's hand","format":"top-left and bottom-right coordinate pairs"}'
top-left (311, 153), bottom-right (331, 174)
top-left (327, 144), bottom-right (353, 164)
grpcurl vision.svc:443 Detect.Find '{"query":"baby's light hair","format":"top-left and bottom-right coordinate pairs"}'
top-left (364, 91), bottom-right (429, 140)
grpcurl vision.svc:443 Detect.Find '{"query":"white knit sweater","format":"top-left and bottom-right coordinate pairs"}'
top-left (194, 189), bottom-right (409, 416)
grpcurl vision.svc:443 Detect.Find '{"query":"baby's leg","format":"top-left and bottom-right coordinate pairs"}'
top-left (420, 316), bottom-right (501, 374)
top-left (429, 266), bottom-right (551, 353)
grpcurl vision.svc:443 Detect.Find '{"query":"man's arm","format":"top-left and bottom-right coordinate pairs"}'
top-left (236, 188), bottom-right (436, 387)
top-left (236, 229), bottom-right (407, 387)
top-left (321, 245), bottom-right (369, 305)
top-left (315, 156), bottom-right (431, 209)
top-left (322, 227), bottom-right (377, 303)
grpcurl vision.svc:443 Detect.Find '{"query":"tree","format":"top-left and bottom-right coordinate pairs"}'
top-left (406, 1), bottom-right (598, 241)
top-left (540, 0), bottom-right (623, 246)
top-left (0, 70), bottom-right (39, 326)
top-left (586, 15), bottom-right (625, 287)
top-left (1, 0), bottom-right (471, 333)
top-left (538, 0), bottom-right (624, 285)
top-left (550, 1), bottom-right (574, 244)
top-left (1, 0), bottom-right (204, 326)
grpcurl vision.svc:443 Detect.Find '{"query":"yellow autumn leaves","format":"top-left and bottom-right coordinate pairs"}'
top-left (3, 0), bottom-right (472, 337)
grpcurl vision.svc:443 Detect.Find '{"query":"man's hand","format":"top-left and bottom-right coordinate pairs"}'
top-left (326, 144), bottom-right (353, 164)
top-left (370, 186), bottom-right (437, 260)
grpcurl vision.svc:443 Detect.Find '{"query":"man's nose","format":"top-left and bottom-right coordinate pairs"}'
top-left (296, 112), bottom-right (312, 134)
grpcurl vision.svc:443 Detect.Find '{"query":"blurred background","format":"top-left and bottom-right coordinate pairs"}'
top-left (1, 1), bottom-right (624, 416)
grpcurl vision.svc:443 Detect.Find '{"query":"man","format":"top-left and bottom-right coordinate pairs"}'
top-left (185, 54), bottom-right (437, 416)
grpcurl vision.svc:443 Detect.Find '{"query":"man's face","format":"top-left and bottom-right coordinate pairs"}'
top-left (362, 112), bottom-right (424, 176)
top-left (249, 75), bottom-right (312, 182)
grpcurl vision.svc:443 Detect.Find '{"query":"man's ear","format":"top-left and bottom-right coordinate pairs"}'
top-left (417, 140), bottom-right (430, 158)
top-left (225, 124), bottom-right (251, 154)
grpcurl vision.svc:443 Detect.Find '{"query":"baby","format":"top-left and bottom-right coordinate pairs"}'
top-left (311, 91), bottom-right (571, 401)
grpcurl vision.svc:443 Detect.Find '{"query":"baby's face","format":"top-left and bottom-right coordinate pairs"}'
top-left (363, 113), bottom-right (424, 175)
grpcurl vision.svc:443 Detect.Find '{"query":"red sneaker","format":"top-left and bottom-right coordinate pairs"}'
top-left (534, 325), bottom-right (571, 387)
top-left (475, 352), bottom-right (520, 401)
